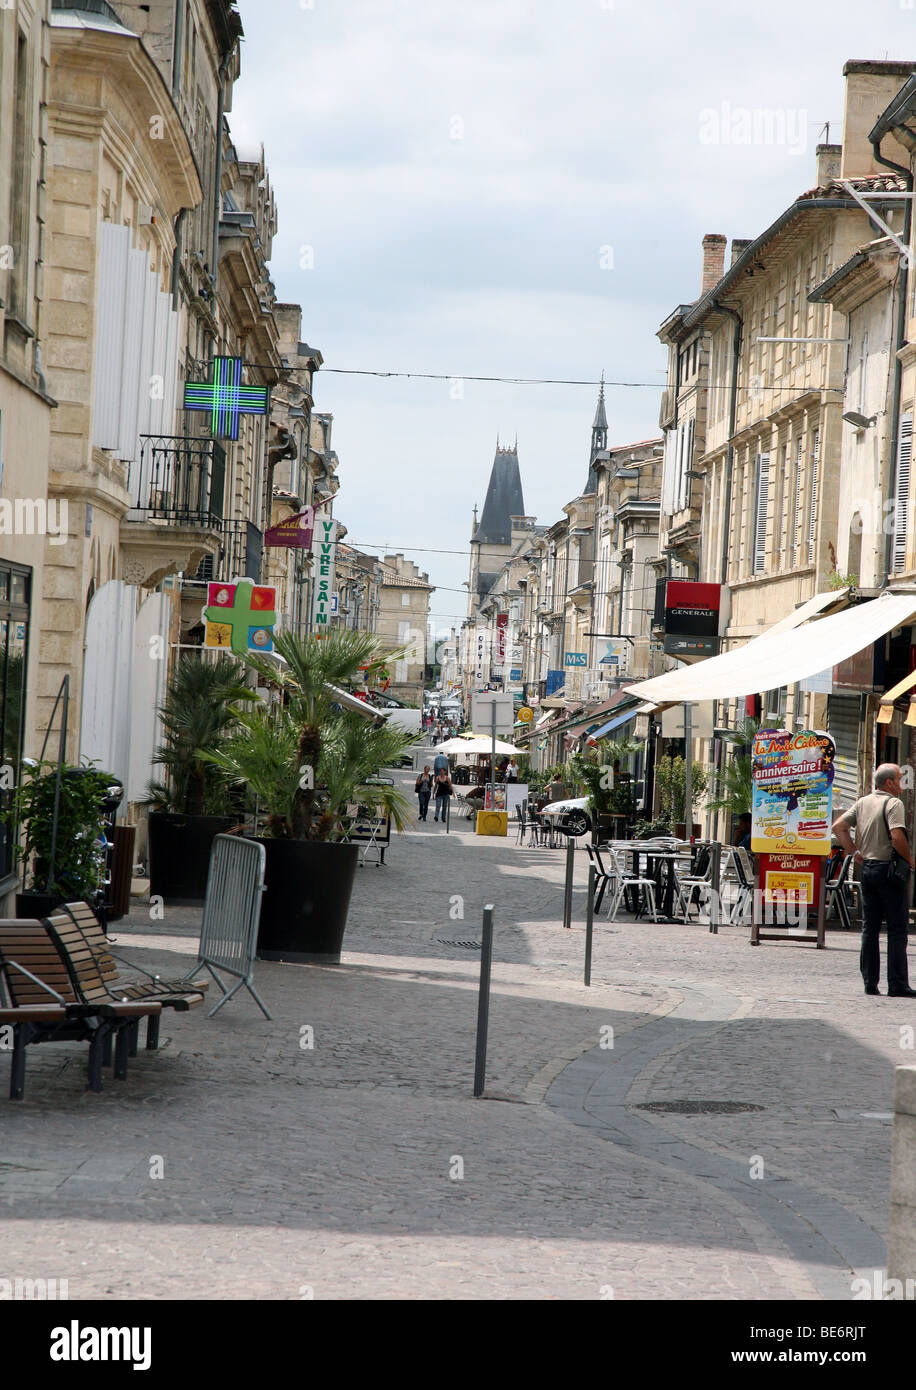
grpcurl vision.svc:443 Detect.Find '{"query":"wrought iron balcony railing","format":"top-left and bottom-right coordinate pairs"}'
top-left (128, 435), bottom-right (226, 530)
top-left (192, 519), bottom-right (264, 584)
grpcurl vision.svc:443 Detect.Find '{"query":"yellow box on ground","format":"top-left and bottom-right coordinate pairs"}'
top-left (476, 811), bottom-right (508, 837)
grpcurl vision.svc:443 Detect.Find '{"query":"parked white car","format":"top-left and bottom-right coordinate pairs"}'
top-left (538, 796), bottom-right (591, 836)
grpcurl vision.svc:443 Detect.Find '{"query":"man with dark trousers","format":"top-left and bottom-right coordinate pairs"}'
top-left (833, 764), bottom-right (916, 997)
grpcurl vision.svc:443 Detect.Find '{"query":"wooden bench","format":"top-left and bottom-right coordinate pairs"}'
top-left (43, 908), bottom-right (204, 1053)
top-left (0, 921), bottom-right (162, 1098)
top-left (52, 902), bottom-right (207, 1049)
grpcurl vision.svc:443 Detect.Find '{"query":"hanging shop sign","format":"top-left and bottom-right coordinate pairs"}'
top-left (663, 580), bottom-right (721, 658)
top-left (495, 614), bottom-right (508, 663)
top-left (264, 507), bottom-right (315, 550)
top-left (311, 517), bottom-right (338, 629)
top-left (475, 630), bottom-right (487, 683)
top-left (183, 356), bottom-right (269, 441)
top-left (203, 579), bottom-right (277, 653)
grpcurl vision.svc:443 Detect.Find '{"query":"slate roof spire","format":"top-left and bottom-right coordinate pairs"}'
top-left (475, 439), bottom-right (525, 545)
top-left (583, 373), bottom-right (608, 495)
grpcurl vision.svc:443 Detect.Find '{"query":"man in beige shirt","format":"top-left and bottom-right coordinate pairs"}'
top-left (833, 764), bottom-right (915, 996)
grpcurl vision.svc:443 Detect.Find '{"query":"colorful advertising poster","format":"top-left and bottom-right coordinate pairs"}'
top-left (751, 728), bottom-right (836, 856)
top-left (203, 579), bottom-right (277, 652)
top-left (484, 785), bottom-right (507, 811)
top-left (758, 851), bottom-right (822, 906)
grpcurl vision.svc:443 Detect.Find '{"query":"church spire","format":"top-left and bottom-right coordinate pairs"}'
top-left (583, 373), bottom-right (608, 495)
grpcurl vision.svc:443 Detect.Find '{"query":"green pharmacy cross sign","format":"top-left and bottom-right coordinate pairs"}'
top-left (183, 356), bottom-right (269, 441)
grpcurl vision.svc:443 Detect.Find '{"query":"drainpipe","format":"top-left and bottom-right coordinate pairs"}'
top-left (708, 299), bottom-right (742, 844)
top-left (870, 135), bottom-right (913, 588)
top-left (211, 54), bottom-right (233, 291)
top-left (170, 207), bottom-right (188, 311)
top-left (172, 0), bottom-right (184, 99)
top-left (713, 300), bottom-right (743, 587)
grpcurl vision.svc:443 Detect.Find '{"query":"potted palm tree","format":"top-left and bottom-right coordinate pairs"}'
top-left (205, 629), bottom-right (413, 962)
top-left (145, 654), bottom-right (255, 903)
top-left (706, 716), bottom-right (759, 837)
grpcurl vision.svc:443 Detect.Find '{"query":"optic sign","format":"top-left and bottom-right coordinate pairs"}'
top-left (264, 507), bottom-right (315, 550)
top-left (751, 727), bottom-right (836, 857)
top-left (183, 356), bottom-right (269, 441)
top-left (495, 613), bottom-right (508, 663)
top-left (311, 517), bottom-right (338, 629)
top-left (203, 579), bottom-right (277, 653)
top-left (475, 630), bottom-right (487, 683)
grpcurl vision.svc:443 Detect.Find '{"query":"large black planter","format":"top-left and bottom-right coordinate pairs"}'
top-left (147, 812), bottom-right (238, 904)
top-left (255, 838), bottom-right (360, 964)
top-left (16, 890), bottom-right (64, 920)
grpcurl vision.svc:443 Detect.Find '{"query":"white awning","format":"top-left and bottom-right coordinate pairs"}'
top-left (626, 591), bottom-right (916, 705)
top-left (325, 683), bottom-right (383, 719)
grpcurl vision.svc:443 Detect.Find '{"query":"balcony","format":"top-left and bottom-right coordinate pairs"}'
top-left (192, 519), bottom-right (264, 585)
top-left (121, 436), bottom-right (225, 588)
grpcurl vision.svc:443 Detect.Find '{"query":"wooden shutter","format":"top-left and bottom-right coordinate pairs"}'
top-left (753, 451), bottom-right (770, 574)
top-left (893, 413), bottom-right (913, 573)
top-left (791, 436), bottom-right (803, 565)
top-left (807, 429), bottom-right (819, 566)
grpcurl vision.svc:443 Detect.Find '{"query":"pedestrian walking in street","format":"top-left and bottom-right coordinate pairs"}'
top-left (833, 764), bottom-right (916, 996)
top-left (415, 766), bottom-right (433, 821)
top-left (547, 773), bottom-right (567, 803)
top-left (433, 767), bottom-right (453, 822)
top-left (433, 749), bottom-right (450, 777)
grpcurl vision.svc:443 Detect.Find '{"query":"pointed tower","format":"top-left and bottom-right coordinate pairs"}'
top-left (476, 440), bottom-right (525, 547)
top-left (467, 440), bottom-right (526, 616)
top-left (583, 374), bottom-right (608, 495)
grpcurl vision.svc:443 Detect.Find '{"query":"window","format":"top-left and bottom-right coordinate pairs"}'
top-left (0, 563), bottom-right (31, 883)
top-left (401, 592), bottom-right (410, 606)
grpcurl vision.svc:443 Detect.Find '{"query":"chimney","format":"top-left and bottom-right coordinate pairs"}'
top-left (841, 60), bottom-right (916, 178)
top-left (702, 234), bottom-right (727, 294)
top-left (815, 142), bottom-right (842, 187)
top-left (730, 238), bottom-right (752, 267)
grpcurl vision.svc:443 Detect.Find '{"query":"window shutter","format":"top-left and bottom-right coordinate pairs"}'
top-left (753, 451), bottom-right (770, 574)
top-left (791, 436), bottom-right (803, 565)
top-left (684, 417), bottom-right (695, 509)
top-left (893, 414), bottom-right (913, 573)
top-left (807, 429), bottom-right (819, 565)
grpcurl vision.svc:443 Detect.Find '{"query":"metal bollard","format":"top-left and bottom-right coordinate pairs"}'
top-left (709, 840), bottom-right (722, 934)
top-left (584, 864), bottom-right (595, 986)
top-left (562, 836), bottom-right (575, 929)
top-left (473, 905), bottom-right (495, 1097)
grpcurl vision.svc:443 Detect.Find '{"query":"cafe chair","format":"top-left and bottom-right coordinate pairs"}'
top-left (729, 847), bottom-right (755, 925)
top-left (606, 846), bottom-right (658, 922)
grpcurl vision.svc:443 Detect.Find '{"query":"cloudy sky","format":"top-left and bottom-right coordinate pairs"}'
top-left (230, 0), bottom-right (916, 635)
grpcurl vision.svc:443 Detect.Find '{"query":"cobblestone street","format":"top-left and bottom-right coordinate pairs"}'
top-left (0, 780), bottom-right (905, 1299)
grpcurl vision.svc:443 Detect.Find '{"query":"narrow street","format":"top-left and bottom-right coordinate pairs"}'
top-left (0, 771), bottom-right (899, 1300)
